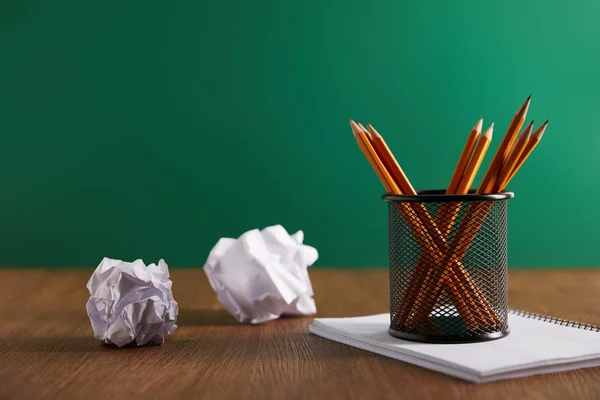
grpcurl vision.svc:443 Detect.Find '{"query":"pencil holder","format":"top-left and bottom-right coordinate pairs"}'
top-left (383, 190), bottom-right (514, 343)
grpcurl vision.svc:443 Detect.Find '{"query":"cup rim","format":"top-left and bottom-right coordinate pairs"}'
top-left (382, 189), bottom-right (514, 203)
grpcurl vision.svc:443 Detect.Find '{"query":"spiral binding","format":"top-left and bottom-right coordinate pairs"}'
top-left (509, 309), bottom-right (600, 332)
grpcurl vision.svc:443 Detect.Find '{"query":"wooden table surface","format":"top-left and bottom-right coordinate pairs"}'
top-left (1, 269), bottom-right (600, 399)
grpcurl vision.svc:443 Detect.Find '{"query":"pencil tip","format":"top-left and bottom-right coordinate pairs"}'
top-left (349, 120), bottom-right (361, 135)
top-left (533, 120), bottom-right (549, 140)
top-left (519, 96), bottom-right (532, 117)
top-left (523, 120), bottom-right (535, 135)
top-left (366, 123), bottom-right (380, 137)
top-left (474, 118), bottom-right (483, 132)
top-left (484, 123), bottom-right (494, 137)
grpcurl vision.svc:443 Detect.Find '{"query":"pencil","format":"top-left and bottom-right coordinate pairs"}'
top-left (395, 122), bottom-right (496, 326)
top-left (495, 121), bottom-right (534, 191)
top-left (505, 120), bottom-right (548, 184)
top-left (352, 95), bottom-right (549, 332)
top-left (357, 122), bottom-right (370, 137)
top-left (448, 119), bottom-right (482, 194)
top-left (456, 124), bottom-right (494, 194)
top-left (405, 123), bottom-right (495, 327)
top-left (478, 96), bottom-right (531, 194)
top-left (364, 123), bottom-right (497, 328)
top-left (350, 121), bottom-right (488, 329)
top-left (366, 123), bottom-right (416, 196)
top-left (350, 121), bottom-right (400, 194)
top-left (407, 96), bottom-right (533, 327)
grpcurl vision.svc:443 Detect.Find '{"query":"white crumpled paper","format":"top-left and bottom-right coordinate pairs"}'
top-left (204, 225), bottom-right (319, 324)
top-left (86, 258), bottom-right (178, 347)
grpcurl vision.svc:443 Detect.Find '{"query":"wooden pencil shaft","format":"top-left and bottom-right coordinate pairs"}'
top-left (367, 124), bottom-right (416, 195)
top-left (410, 119), bottom-right (544, 325)
top-left (406, 202), bottom-right (496, 327)
top-left (405, 214), bottom-right (502, 329)
top-left (351, 123), bottom-right (400, 194)
top-left (406, 98), bottom-right (532, 327)
top-left (395, 204), bottom-right (480, 330)
top-left (400, 204), bottom-right (493, 329)
top-left (417, 99), bottom-right (531, 315)
top-left (436, 126), bottom-right (493, 239)
top-left (353, 128), bottom-right (464, 318)
top-left (451, 122), bottom-right (546, 272)
top-left (478, 96), bottom-right (531, 194)
top-left (495, 122), bottom-right (534, 191)
top-left (457, 126), bottom-right (493, 194)
top-left (506, 138), bottom-right (538, 183)
top-left (415, 127), bottom-right (496, 323)
top-left (354, 104), bottom-right (530, 332)
top-left (444, 274), bottom-right (493, 327)
top-left (435, 124), bottom-right (492, 237)
top-left (395, 201), bottom-right (494, 327)
top-left (447, 120), bottom-right (482, 194)
top-left (356, 123), bottom-right (489, 328)
top-left (505, 121), bottom-right (547, 184)
top-left (364, 124), bottom-right (495, 323)
top-left (404, 250), bottom-right (498, 329)
top-left (396, 126), bottom-right (496, 327)
top-left (412, 133), bottom-right (550, 323)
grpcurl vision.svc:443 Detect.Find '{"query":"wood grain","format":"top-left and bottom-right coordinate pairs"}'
top-left (0, 269), bottom-right (600, 399)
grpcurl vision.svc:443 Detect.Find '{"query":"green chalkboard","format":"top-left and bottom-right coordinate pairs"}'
top-left (0, 0), bottom-right (598, 267)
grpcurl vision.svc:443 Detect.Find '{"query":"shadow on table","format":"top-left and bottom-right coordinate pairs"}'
top-left (0, 336), bottom-right (107, 353)
top-left (2, 330), bottom-right (371, 360)
top-left (177, 308), bottom-right (239, 327)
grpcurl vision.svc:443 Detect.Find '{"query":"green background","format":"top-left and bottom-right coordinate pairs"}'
top-left (0, 0), bottom-right (598, 268)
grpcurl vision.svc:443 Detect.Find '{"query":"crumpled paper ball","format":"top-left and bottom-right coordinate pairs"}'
top-left (204, 225), bottom-right (319, 324)
top-left (86, 257), bottom-right (178, 347)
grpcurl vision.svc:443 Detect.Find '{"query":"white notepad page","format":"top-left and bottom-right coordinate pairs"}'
top-left (309, 313), bottom-right (600, 383)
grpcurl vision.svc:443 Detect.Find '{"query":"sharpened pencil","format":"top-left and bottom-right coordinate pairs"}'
top-left (495, 120), bottom-right (534, 190)
top-left (448, 119), bottom-right (483, 194)
top-left (478, 96), bottom-right (531, 194)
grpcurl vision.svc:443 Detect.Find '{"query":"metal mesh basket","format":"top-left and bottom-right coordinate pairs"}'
top-left (383, 190), bottom-right (513, 343)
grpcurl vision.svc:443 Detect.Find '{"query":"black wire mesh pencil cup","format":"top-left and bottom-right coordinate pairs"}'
top-left (383, 190), bottom-right (514, 343)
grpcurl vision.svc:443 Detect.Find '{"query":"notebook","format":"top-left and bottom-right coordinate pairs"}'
top-left (309, 310), bottom-right (600, 383)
